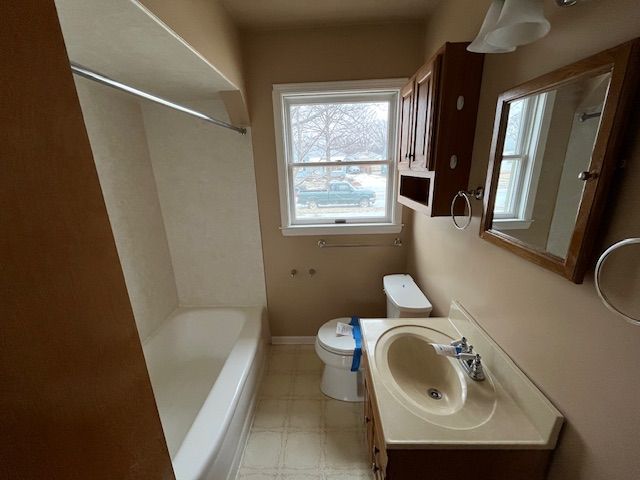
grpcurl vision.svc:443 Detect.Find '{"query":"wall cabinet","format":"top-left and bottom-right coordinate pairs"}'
top-left (397, 43), bottom-right (484, 216)
top-left (362, 351), bottom-right (551, 480)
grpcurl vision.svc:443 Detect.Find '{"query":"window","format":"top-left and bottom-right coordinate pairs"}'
top-left (494, 91), bottom-right (555, 229)
top-left (273, 80), bottom-right (405, 235)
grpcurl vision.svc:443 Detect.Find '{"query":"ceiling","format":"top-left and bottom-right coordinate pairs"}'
top-left (219, 0), bottom-right (439, 29)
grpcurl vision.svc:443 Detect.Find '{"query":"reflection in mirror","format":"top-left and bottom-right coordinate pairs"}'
top-left (491, 71), bottom-right (612, 259)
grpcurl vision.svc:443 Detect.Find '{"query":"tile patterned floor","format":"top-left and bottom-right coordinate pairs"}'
top-left (236, 345), bottom-right (371, 480)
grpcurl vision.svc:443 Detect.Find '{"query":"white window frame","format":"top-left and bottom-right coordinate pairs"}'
top-left (272, 79), bottom-right (405, 236)
top-left (494, 91), bottom-right (555, 230)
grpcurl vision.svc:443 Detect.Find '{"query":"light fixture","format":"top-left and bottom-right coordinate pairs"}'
top-left (485, 0), bottom-right (551, 49)
top-left (467, 0), bottom-right (517, 53)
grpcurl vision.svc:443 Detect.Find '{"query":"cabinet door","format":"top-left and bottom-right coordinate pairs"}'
top-left (364, 377), bottom-right (375, 460)
top-left (411, 56), bottom-right (441, 171)
top-left (397, 77), bottom-right (416, 171)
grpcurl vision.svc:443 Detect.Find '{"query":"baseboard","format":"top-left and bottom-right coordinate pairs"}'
top-left (271, 336), bottom-right (316, 345)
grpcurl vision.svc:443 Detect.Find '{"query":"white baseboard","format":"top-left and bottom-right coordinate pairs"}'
top-left (271, 336), bottom-right (316, 345)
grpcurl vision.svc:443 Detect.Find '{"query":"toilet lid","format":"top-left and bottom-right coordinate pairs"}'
top-left (317, 317), bottom-right (356, 355)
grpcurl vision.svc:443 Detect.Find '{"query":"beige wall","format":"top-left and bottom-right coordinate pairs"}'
top-left (243, 24), bottom-right (425, 336)
top-left (75, 78), bottom-right (179, 341)
top-left (142, 98), bottom-right (266, 308)
top-left (408, 1), bottom-right (640, 479)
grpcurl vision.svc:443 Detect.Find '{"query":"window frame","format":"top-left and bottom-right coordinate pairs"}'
top-left (272, 79), bottom-right (406, 236)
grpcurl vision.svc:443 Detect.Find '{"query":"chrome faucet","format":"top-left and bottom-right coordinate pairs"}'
top-left (451, 337), bottom-right (485, 382)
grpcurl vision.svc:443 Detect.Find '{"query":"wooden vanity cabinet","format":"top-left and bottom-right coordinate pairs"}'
top-left (397, 42), bottom-right (484, 216)
top-left (362, 351), bottom-right (552, 480)
top-left (363, 359), bottom-right (388, 478)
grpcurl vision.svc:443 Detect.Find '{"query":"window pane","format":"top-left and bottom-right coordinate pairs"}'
top-left (292, 165), bottom-right (388, 222)
top-left (494, 158), bottom-right (520, 216)
top-left (289, 101), bottom-right (389, 163)
top-left (503, 99), bottom-right (526, 156)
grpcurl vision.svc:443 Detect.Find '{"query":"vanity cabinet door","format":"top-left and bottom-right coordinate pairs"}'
top-left (364, 383), bottom-right (374, 461)
top-left (411, 56), bottom-right (441, 171)
top-left (372, 426), bottom-right (387, 479)
top-left (364, 369), bottom-right (387, 479)
top-left (397, 77), bottom-right (415, 171)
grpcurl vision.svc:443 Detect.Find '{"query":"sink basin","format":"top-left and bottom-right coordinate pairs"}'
top-left (359, 306), bottom-right (564, 449)
top-left (374, 325), bottom-right (497, 430)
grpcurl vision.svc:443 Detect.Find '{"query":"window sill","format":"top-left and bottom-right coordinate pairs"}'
top-left (280, 223), bottom-right (403, 236)
top-left (493, 219), bottom-right (534, 230)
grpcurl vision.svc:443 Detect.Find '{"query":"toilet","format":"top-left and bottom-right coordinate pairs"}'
top-left (315, 274), bottom-right (432, 402)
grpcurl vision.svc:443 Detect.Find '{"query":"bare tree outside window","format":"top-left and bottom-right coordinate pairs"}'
top-left (290, 102), bottom-right (389, 163)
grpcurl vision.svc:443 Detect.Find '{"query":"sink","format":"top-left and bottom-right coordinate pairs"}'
top-left (359, 306), bottom-right (564, 449)
top-left (374, 325), bottom-right (497, 430)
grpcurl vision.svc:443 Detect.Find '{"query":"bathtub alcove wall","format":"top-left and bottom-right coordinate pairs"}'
top-left (56, 1), bottom-right (268, 479)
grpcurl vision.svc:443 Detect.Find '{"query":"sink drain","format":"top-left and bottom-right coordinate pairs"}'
top-left (427, 388), bottom-right (443, 400)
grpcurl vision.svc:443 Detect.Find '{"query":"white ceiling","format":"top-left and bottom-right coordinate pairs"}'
top-left (55, 0), bottom-right (235, 99)
top-left (219, 0), bottom-right (439, 29)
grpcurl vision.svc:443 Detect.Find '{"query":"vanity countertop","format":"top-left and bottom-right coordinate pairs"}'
top-left (359, 302), bottom-right (564, 450)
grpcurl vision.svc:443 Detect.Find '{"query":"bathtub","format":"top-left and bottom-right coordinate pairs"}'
top-left (143, 306), bottom-right (266, 480)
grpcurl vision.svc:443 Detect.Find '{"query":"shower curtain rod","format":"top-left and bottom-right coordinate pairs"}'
top-left (70, 63), bottom-right (247, 135)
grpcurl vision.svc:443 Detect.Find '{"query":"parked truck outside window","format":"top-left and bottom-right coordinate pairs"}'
top-left (295, 181), bottom-right (376, 209)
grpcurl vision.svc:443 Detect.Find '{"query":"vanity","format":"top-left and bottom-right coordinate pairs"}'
top-left (360, 303), bottom-right (564, 479)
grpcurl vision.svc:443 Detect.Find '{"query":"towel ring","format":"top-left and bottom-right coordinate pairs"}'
top-left (451, 187), bottom-right (484, 230)
top-left (594, 238), bottom-right (640, 326)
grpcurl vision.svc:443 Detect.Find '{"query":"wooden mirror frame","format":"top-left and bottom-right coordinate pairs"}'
top-left (481, 39), bottom-right (640, 283)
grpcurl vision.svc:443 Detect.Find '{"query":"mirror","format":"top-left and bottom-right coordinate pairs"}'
top-left (481, 40), bottom-right (639, 283)
top-left (492, 72), bottom-right (611, 258)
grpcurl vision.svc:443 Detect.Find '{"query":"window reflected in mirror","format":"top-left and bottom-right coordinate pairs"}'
top-left (491, 71), bottom-right (612, 259)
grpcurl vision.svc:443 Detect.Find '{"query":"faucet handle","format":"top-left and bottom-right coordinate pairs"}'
top-left (451, 337), bottom-right (473, 354)
top-left (469, 354), bottom-right (485, 381)
top-left (450, 337), bottom-right (467, 348)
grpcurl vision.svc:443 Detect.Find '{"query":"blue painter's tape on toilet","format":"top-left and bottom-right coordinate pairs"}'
top-left (349, 316), bottom-right (361, 372)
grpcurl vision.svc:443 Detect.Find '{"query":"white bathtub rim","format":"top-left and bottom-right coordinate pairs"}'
top-left (223, 347), bottom-right (267, 480)
top-left (171, 307), bottom-right (262, 480)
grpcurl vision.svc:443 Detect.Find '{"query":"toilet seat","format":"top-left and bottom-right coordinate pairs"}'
top-left (317, 318), bottom-right (355, 356)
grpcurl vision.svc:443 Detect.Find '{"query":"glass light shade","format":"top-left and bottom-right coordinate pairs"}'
top-left (485, 0), bottom-right (551, 48)
top-left (467, 0), bottom-right (517, 53)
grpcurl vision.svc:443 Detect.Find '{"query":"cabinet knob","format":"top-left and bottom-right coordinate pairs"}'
top-left (578, 170), bottom-right (598, 181)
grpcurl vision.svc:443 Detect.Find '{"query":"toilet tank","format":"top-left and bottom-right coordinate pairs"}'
top-left (383, 274), bottom-right (432, 318)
